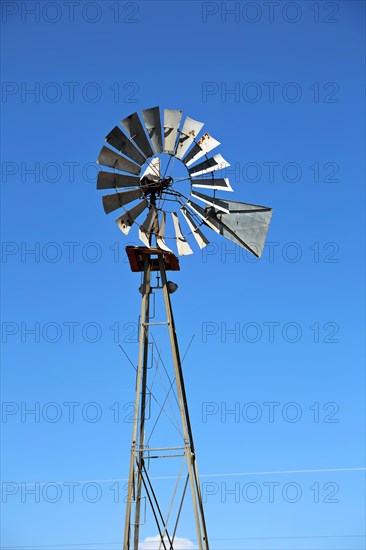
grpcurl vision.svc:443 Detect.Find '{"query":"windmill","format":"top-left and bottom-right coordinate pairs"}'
top-left (96, 107), bottom-right (272, 549)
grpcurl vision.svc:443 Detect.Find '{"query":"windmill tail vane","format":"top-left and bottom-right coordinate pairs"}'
top-left (96, 106), bottom-right (272, 257)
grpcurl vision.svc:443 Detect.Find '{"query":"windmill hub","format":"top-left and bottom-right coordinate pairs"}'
top-left (140, 173), bottom-right (173, 197)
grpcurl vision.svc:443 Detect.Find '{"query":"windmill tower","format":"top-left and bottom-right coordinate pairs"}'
top-left (96, 107), bottom-right (272, 549)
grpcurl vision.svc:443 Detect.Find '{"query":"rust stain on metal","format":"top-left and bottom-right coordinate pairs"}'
top-left (197, 133), bottom-right (210, 146)
top-left (178, 129), bottom-right (196, 149)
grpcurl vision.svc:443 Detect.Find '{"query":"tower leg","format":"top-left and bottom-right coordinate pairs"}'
top-left (123, 255), bottom-right (151, 550)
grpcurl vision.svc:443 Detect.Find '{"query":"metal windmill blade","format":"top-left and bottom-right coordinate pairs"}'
top-left (121, 111), bottom-right (154, 159)
top-left (115, 199), bottom-right (148, 235)
top-left (188, 154), bottom-right (230, 177)
top-left (156, 211), bottom-right (172, 252)
top-left (186, 199), bottom-right (223, 234)
top-left (141, 106), bottom-right (163, 154)
top-left (164, 109), bottom-right (183, 154)
top-left (97, 146), bottom-right (140, 175)
top-left (172, 212), bottom-right (193, 256)
top-left (181, 207), bottom-right (209, 249)
top-left (102, 189), bottom-right (142, 214)
top-left (191, 190), bottom-right (230, 213)
top-left (97, 171), bottom-right (141, 190)
top-left (140, 157), bottom-right (162, 195)
top-left (191, 177), bottom-right (233, 192)
top-left (141, 156), bottom-right (160, 179)
top-left (183, 133), bottom-right (220, 166)
top-left (175, 116), bottom-right (204, 159)
top-left (105, 126), bottom-right (145, 166)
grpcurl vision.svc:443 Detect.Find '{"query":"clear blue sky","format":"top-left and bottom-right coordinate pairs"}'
top-left (1, 1), bottom-right (365, 549)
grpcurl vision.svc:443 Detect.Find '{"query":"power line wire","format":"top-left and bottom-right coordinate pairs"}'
top-left (2, 467), bottom-right (364, 487)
